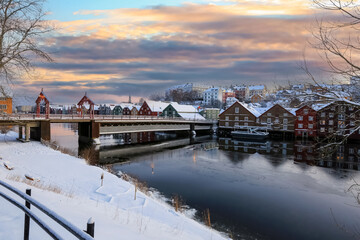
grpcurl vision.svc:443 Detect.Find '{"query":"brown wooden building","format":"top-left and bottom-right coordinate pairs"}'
top-left (219, 102), bottom-right (260, 129)
top-left (316, 101), bottom-right (360, 140)
top-left (258, 104), bottom-right (295, 133)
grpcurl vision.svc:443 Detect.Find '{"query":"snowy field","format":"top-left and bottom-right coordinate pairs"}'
top-left (0, 131), bottom-right (228, 240)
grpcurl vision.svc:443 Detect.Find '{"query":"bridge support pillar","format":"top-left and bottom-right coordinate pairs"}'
top-left (190, 123), bottom-right (195, 136)
top-left (40, 121), bottom-right (51, 141)
top-left (25, 124), bottom-right (30, 142)
top-left (78, 121), bottom-right (100, 144)
top-left (18, 126), bottom-right (23, 140)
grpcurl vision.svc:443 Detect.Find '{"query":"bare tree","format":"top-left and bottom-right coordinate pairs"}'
top-left (312, 0), bottom-right (360, 80)
top-left (0, 0), bottom-right (53, 91)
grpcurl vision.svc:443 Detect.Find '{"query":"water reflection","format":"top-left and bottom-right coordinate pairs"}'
top-left (219, 137), bottom-right (360, 171)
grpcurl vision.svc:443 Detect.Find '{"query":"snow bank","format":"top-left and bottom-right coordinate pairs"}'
top-left (0, 132), bottom-right (228, 240)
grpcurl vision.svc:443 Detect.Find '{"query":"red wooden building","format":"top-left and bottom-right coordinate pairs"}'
top-left (295, 105), bottom-right (317, 138)
top-left (138, 101), bottom-right (168, 116)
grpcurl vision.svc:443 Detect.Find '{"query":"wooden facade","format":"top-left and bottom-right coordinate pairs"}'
top-left (219, 102), bottom-right (258, 129)
top-left (295, 105), bottom-right (317, 138)
top-left (122, 107), bottom-right (131, 115)
top-left (0, 97), bottom-right (12, 114)
top-left (317, 101), bottom-right (360, 140)
top-left (259, 104), bottom-right (295, 132)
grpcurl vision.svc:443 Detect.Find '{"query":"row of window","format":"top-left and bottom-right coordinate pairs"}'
top-left (0, 105), bottom-right (7, 110)
top-left (297, 116), bottom-right (314, 121)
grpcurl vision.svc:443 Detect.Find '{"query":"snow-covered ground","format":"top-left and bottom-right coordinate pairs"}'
top-left (0, 131), bottom-right (228, 240)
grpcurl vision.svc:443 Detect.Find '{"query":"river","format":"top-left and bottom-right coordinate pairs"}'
top-left (51, 123), bottom-right (360, 240)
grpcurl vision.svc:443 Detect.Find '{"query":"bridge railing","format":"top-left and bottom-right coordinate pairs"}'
top-left (0, 180), bottom-right (94, 240)
top-left (1, 113), bottom-right (216, 123)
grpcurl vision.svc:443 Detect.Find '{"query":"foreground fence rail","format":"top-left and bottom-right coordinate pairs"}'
top-left (0, 180), bottom-right (94, 240)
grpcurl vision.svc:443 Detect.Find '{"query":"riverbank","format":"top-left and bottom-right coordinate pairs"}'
top-left (0, 131), bottom-right (228, 240)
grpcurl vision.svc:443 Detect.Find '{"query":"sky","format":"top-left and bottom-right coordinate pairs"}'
top-left (13, 0), bottom-right (339, 104)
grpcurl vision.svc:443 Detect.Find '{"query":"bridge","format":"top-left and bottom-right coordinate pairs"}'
top-left (0, 114), bottom-right (215, 143)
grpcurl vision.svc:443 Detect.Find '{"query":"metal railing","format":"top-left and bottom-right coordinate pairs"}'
top-left (0, 113), bottom-right (215, 123)
top-left (0, 180), bottom-right (94, 240)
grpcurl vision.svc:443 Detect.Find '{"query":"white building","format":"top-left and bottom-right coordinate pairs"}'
top-left (202, 87), bottom-right (223, 106)
top-left (226, 97), bottom-right (238, 107)
top-left (248, 85), bottom-right (266, 97)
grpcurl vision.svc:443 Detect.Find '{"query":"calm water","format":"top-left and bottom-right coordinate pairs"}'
top-left (51, 123), bottom-right (360, 240)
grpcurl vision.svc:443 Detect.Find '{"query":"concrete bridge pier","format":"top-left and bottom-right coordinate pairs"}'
top-left (78, 121), bottom-right (100, 144)
top-left (190, 123), bottom-right (196, 136)
top-left (18, 126), bottom-right (23, 140)
top-left (28, 121), bottom-right (51, 142)
top-left (25, 124), bottom-right (30, 142)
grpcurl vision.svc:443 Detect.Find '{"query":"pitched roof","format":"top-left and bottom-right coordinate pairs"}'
top-left (178, 112), bottom-right (205, 120)
top-left (145, 101), bottom-right (169, 112)
top-left (171, 102), bottom-right (197, 113)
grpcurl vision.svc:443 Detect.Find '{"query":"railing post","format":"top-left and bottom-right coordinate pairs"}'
top-left (86, 217), bottom-right (95, 237)
top-left (24, 188), bottom-right (31, 240)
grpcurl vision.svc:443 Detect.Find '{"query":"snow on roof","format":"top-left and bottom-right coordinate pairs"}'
top-left (204, 87), bottom-right (221, 92)
top-left (233, 85), bottom-right (247, 90)
top-left (248, 85), bottom-right (265, 91)
top-left (238, 102), bottom-right (262, 117)
top-left (119, 103), bottom-right (134, 108)
top-left (171, 102), bottom-right (197, 113)
top-left (253, 107), bottom-right (270, 116)
top-left (178, 112), bottom-right (205, 120)
top-left (145, 101), bottom-right (169, 112)
top-left (312, 102), bottom-right (333, 111)
top-left (285, 108), bottom-right (297, 116)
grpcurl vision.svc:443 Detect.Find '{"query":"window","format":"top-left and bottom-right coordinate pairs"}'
top-left (338, 114), bottom-right (345, 120)
top-left (308, 124), bottom-right (313, 129)
top-left (304, 109), bottom-right (308, 115)
top-left (267, 112), bottom-right (272, 116)
top-left (320, 120), bottom-right (326, 125)
top-left (283, 125), bottom-right (288, 130)
top-left (328, 128), bottom-right (333, 133)
top-left (283, 118), bottom-right (288, 124)
top-left (329, 120), bottom-right (334, 125)
top-left (225, 122), bottom-right (229, 127)
top-left (349, 148), bottom-right (354, 154)
top-left (235, 107), bottom-right (239, 113)
top-left (298, 116), bottom-right (303, 121)
top-left (308, 116), bottom-right (313, 121)
top-left (321, 112), bottom-right (326, 117)
top-left (275, 117), bottom-right (279, 123)
top-left (350, 121), bottom-right (355, 126)
top-left (244, 122), bottom-right (248, 126)
top-left (349, 106), bottom-right (354, 111)
top-left (244, 116), bottom-right (248, 121)
top-left (234, 122), bottom-right (239, 127)
top-left (225, 116), bottom-right (229, 121)
top-left (0, 105), bottom-right (7, 110)
top-left (298, 123), bottom-right (303, 128)
top-left (283, 113), bottom-right (288, 117)
top-left (267, 118), bottom-right (272, 124)
top-left (235, 116), bottom-right (239, 121)
top-left (329, 113), bottom-right (334, 118)
top-left (320, 127), bottom-right (325, 132)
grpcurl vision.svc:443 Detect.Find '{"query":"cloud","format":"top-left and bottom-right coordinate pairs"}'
top-left (16, 1), bottom-right (340, 104)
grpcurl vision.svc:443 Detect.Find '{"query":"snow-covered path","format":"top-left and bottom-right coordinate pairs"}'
top-left (0, 132), bottom-right (228, 240)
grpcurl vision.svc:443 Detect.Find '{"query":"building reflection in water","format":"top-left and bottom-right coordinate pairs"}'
top-left (219, 137), bottom-right (360, 171)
